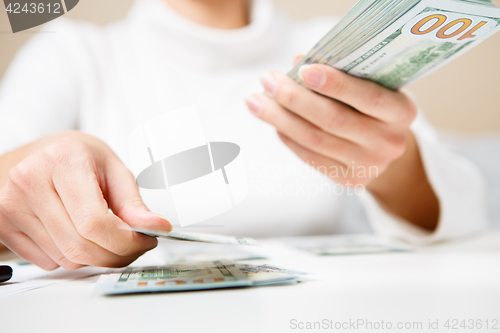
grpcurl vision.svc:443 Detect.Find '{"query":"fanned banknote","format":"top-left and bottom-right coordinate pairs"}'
top-left (95, 261), bottom-right (304, 295)
top-left (289, 0), bottom-right (500, 89)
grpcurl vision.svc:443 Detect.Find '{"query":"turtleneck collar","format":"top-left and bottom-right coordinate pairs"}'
top-left (127, 0), bottom-right (288, 71)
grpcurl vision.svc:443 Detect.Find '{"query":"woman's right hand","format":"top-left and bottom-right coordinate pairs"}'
top-left (0, 131), bottom-right (172, 270)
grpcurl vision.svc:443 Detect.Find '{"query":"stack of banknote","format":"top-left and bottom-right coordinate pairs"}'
top-left (96, 261), bottom-right (304, 295)
top-left (97, 229), bottom-right (416, 295)
top-left (98, 230), bottom-right (301, 295)
top-left (289, 0), bottom-right (500, 89)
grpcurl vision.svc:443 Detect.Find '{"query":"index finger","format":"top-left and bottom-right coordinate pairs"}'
top-left (298, 64), bottom-right (417, 124)
top-left (51, 148), bottom-right (157, 257)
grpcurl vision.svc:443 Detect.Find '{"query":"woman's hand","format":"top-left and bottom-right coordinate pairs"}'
top-left (246, 62), bottom-right (439, 230)
top-left (0, 131), bottom-right (172, 270)
top-left (247, 63), bottom-right (417, 186)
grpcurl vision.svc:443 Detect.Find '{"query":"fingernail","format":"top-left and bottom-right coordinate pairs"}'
top-left (293, 55), bottom-right (304, 67)
top-left (261, 73), bottom-right (278, 95)
top-left (152, 212), bottom-right (168, 221)
top-left (246, 95), bottom-right (263, 116)
top-left (153, 213), bottom-right (174, 232)
top-left (298, 65), bottom-right (325, 88)
top-left (150, 212), bottom-right (173, 232)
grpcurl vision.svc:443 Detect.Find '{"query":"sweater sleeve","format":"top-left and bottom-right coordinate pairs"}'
top-left (358, 110), bottom-right (488, 245)
top-left (0, 19), bottom-right (81, 156)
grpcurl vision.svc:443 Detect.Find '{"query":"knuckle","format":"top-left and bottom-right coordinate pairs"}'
top-left (7, 161), bottom-right (35, 190)
top-left (367, 89), bottom-right (385, 114)
top-left (323, 107), bottom-right (345, 132)
top-left (61, 240), bottom-right (92, 264)
top-left (385, 135), bottom-right (407, 160)
top-left (373, 132), bottom-right (408, 162)
top-left (279, 84), bottom-right (299, 107)
top-left (77, 214), bottom-right (136, 257)
top-left (116, 197), bottom-right (145, 217)
top-left (51, 250), bottom-right (83, 270)
top-left (76, 214), bottom-right (104, 241)
top-left (125, 196), bottom-right (146, 209)
top-left (42, 140), bottom-right (92, 165)
top-left (58, 258), bottom-right (83, 270)
top-left (40, 141), bottom-right (72, 164)
top-left (5, 138), bottom-right (95, 191)
top-left (328, 73), bottom-right (347, 96)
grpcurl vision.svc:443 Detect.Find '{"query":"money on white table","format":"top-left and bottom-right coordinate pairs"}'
top-left (95, 261), bottom-right (304, 295)
top-left (289, 0), bottom-right (500, 89)
top-left (132, 228), bottom-right (257, 246)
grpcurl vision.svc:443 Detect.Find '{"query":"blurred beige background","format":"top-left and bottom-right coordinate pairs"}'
top-left (1, 0), bottom-right (499, 133)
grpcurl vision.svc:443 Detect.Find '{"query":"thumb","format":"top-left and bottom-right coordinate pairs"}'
top-left (102, 156), bottom-right (172, 233)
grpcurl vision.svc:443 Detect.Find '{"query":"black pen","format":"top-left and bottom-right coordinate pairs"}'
top-left (0, 265), bottom-right (13, 283)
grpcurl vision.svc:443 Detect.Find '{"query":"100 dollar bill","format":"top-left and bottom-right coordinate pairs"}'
top-left (291, 0), bottom-right (500, 89)
top-left (96, 261), bottom-right (303, 295)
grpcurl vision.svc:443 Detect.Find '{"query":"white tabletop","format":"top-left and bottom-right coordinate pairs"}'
top-left (1, 232), bottom-right (499, 333)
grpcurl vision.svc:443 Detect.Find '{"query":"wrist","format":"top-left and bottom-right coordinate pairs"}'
top-left (367, 131), bottom-right (439, 231)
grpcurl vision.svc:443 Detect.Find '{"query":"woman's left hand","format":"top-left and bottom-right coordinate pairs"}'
top-left (246, 63), bottom-right (418, 188)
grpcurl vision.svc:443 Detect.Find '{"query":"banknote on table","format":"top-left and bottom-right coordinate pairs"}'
top-left (289, 0), bottom-right (500, 89)
top-left (132, 228), bottom-right (257, 246)
top-left (286, 234), bottom-right (412, 256)
top-left (95, 260), bottom-right (304, 295)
